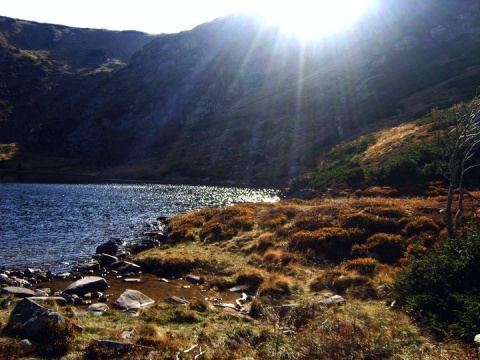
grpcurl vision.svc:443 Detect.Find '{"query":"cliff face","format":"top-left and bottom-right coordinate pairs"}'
top-left (1, 0), bottom-right (480, 186)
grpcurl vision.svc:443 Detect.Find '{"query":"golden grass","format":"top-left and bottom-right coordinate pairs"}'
top-left (2, 195), bottom-right (479, 358)
top-left (363, 122), bottom-right (432, 167)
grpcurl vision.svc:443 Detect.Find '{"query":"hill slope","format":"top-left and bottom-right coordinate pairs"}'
top-left (1, 0), bottom-right (480, 186)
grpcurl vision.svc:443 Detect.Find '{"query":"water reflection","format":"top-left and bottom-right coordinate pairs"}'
top-left (0, 183), bottom-right (280, 271)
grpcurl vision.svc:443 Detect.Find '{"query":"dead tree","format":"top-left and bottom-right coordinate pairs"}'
top-left (439, 97), bottom-right (480, 238)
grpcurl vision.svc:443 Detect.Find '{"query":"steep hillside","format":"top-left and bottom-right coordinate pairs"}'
top-left (0, 16), bottom-right (154, 155)
top-left (1, 0), bottom-right (480, 186)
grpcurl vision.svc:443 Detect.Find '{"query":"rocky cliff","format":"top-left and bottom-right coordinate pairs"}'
top-left (1, 0), bottom-right (479, 186)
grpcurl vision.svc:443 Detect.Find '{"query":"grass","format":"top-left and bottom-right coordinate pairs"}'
top-left (1, 194), bottom-right (480, 358)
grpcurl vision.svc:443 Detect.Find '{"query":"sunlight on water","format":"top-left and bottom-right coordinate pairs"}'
top-left (0, 183), bottom-right (280, 271)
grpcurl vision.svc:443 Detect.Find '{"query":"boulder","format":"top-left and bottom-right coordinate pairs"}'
top-left (7, 298), bottom-right (76, 341)
top-left (113, 290), bottom-right (154, 312)
top-left (98, 253), bottom-right (119, 266)
top-left (111, 261), bottom-right (141, 273)
top-left (95, 240), bottom-right (118, 256)
top-left (185, 274), bottom-right (204, 285)
top-left (1, 286), bottom-right (36, 298)
top-left (64, 276), bottom-right (108, 296)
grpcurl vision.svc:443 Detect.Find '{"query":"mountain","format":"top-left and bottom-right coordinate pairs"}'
top-left (1, 0), bottom-right (479, 187)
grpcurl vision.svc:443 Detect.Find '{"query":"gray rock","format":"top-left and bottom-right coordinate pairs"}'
top-left (185, 274), bottom-right (204, 285)
top-left (7, 298), bottom-right (76, 341)
top-left (123, 278), bottom-right (141, 283)
top-left (1, 286), bottom-right (36, 297)
top-left (316, 294), bottom-right (346, 306)
top-left (64, 276), bottom-right (108, 296)
top-left (167, 296), bottom-right (189, 305)
top-left (111, 261), bottom-right (141, 273)
top-left (88, 303), bottom-right (109, 312)
top-left (98, 253), bottom-right (119, 266)
top-left (19, 339), bottom-right (34, 351)
top-left (113, 289), bottom-right (154, 312)
top-left (96, 240), bottom-right (119, 255)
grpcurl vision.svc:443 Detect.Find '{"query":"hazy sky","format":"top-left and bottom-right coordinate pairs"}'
top-left (1, 0), bottom-right (376, 36)
top-left (0, 0), bottom-right (269, 34)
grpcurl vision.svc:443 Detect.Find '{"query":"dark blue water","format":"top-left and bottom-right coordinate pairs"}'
top-left (0, 183), bottom-right (280, 271)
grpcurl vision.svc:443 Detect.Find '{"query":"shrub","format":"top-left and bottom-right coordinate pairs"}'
top-left (395, 226), bottom-right (480, 341)
top-left (258, 206), bottom-right (297, 230)
top-left (309, 270), bottom-right (370, 294)
top-left (363, 187), bottom-right (399, 197)
top-left (402, 216), bottom-right (441, 237)
top-left (361, 233), bottom-right (405, 264)
top-left (136, 251), bottom-right (224, 277)
top-left (257, 273), bottom-right (295, 298)
top-left (289, 227), bottom-right (353, 261)
top-left (344, 258), bottom-right (381, 277)
top-left (200, 205), bottom-right (255, 242)
top-left (243, 233), bottom-right (277, 254)
top-left (168, 208), bottom-right (221, 242)
top-left (292, 210), bottom-right (333, 231)
top-left (39, 317), bottom-right (76, 357)
top-left (262, 249), bottom-right (299, 271)
top-left (342, 213), bottom-right (401, 235)
top-left (235, 267), bottom-right (266, 290)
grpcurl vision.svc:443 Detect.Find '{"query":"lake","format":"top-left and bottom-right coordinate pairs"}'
top-left (0, 183), bottom-right (280, 272)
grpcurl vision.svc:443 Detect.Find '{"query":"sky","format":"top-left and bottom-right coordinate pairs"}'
top-left (0, 0), bottom-right (377, 36)
top-left (0, 0), bottom-right (269, 34)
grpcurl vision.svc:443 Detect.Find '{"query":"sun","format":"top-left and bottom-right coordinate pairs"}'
top-left (244, 0), bottom-right (376, 39)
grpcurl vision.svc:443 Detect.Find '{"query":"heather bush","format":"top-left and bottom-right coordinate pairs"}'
top-left (342, 212), bottom-right (401, 235)
top-left (402, 216), bottom-right (441, 238)
top-left (362, 233), bottom-right (405, 264)
top-left (363, 186), bottom-right (399, 197)
top-left (289, 227), bottom-right (357, 261)
top-left (258, 205), bottom-right (297, 230)
top-left (292, 210), bottom-right (333, 231)
top-left (344, 258), bottom-right (381, 277)
top-left (310, 270), bottom-right (370, 294)
top-left (236, 267), bottom-right (266, 290)
top-left (258, 273), bottom-right (295, 298)
top-left (395, 226), bottom-right (480, 341)
top-left (200, 205), bottom-right (255, 242)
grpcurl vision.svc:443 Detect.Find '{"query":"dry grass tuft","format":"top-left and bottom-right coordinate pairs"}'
top-left (344, 258), bottom-right (382, 277)
top-left (258, 273), bottom-right (296, 298)
top-left (309, 269), bottom-right (371, 295)
top-left (258, 205), bottom-right (298, 231)
top-left (200, 205), bottom-right (255, 242)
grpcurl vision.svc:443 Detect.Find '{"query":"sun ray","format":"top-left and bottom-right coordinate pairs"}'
top-left (242, 0), bottom-right (376, 40)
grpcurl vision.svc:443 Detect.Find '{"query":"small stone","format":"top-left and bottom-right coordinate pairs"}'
top-left (123, 278), bottom-right (141, 283)
top-left (185, 274), bottom-right (204, 285)
top-left (88, 303), bottom-right (109, 312)
top-left (167, 296), bottom-right (189, 305)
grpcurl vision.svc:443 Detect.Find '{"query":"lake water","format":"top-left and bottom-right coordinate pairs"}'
top-left (0, 183), bottom-right (280, 272)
